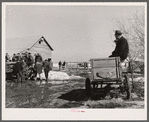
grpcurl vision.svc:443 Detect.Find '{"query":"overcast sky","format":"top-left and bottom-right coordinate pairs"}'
top-left (5, 3), bottom-right (145, 62)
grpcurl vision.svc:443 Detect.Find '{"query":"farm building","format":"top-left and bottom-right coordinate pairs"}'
top-left (6, 36), bottom-right (54, 60)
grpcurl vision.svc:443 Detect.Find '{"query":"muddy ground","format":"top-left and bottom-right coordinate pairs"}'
top-left (6, 71), bottom-right (144, 108)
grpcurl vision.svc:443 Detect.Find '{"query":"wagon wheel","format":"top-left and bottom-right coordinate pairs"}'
top-left (85, 78), bottom-right (91, 98)
top-left (122, 75), bottom-right (131, 100)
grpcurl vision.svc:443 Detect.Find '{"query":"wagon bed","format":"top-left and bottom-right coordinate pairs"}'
top-left (85, 57), bottom-right (131, 99)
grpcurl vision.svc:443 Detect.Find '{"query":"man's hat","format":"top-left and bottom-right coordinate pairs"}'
top-left (48, 58), bottom-right (51, 61)
top-left (115, 30), bottom-right (122, 35)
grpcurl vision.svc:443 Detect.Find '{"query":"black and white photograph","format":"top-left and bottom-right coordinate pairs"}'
top-left (2, 2), bottom-right (147, 120)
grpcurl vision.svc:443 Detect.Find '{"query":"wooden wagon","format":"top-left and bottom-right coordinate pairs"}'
top-left (6, 62), bottom-right (30, 82)
top-left (85, 57), bottom-right (131, 99)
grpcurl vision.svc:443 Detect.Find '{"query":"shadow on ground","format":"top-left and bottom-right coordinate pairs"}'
top-left (58, 89), bottom-right (88, 101)
top-left (58, 85), bottom-right (112, 101)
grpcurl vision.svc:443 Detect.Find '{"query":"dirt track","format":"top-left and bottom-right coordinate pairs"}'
top-left (6, 74), bottom-right (144, 108)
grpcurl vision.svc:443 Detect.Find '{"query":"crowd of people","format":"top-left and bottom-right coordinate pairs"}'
top-left (6, 52), bottom-right (52, 85)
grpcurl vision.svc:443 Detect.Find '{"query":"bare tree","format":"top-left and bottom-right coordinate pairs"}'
top-left (111, 9), bottom-right (145, 76)
top-left (112, 10), bottom-right (145, 61)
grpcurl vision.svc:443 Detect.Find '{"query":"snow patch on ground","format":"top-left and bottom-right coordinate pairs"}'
top-left (37, 71), bottom-right (84, 80)
top-left (36, 71), bottom-right (84, 85)
top-left (69, 74), bottom-right (83, 79)
top-left (37, 71), bottom-right (70, 80)
top-left (36, 80), bottom-right (69, 85)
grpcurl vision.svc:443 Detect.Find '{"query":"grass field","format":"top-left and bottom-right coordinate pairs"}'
top-left (5, 68), bottom-right (144, 108)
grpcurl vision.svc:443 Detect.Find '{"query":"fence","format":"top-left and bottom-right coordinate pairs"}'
top-left (52, 62), bottom-right (91, 71)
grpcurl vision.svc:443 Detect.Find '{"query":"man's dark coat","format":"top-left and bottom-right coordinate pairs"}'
top-left (109, 36), bottom-right (129, 60)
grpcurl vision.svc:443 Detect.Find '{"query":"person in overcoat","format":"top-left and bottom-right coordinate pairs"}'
top-left (43, 58), bottom-right (52, 82)
top-left (109, 30), bottom-right (129, 62)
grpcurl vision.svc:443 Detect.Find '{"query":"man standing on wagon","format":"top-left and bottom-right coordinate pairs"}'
top-left (109, 30), bottom-right (129, 62)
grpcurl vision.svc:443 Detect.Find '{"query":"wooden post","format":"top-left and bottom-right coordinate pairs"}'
top-left (77, 62), bottom-right (78, 75)
top-left (87, 62), bottom-right (89, 70)
top-left (131, 62), bottom-right (134, 90)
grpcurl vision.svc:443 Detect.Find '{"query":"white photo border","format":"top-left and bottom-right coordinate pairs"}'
top-left (2, 2), bottom-right (147, 120)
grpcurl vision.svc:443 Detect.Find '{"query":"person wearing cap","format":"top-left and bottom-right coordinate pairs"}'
top-left (13, 56), bottom-right (23, 85)
top-left (5, 53), bottom-right (10, 62)
top-left (26, 53), bottom-right (34, 67)
top-left (12, 54), bottom-right (17, 62)
top-left (109, 30), bottom-right (129, 62)
top-left (43, 58), bottom-right (52, 82)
